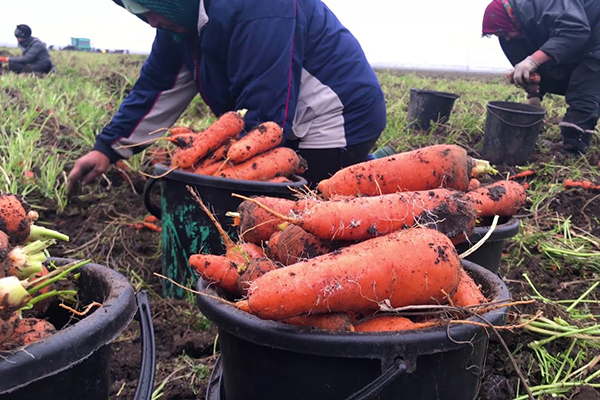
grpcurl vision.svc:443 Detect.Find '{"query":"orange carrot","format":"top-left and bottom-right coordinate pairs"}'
top-left (0, 194), bottom-right (32, 243)
top-left (171, 111), bottom-right (245, 169)
top-left (164, 133), bottom-right (197, 148)
top-left (282, 313), bottom-right (355, 331)
top-left (196, 139), bottom-right (237, 170)
top-left (216, 147), bottom-right (307, 181)
top-left (1, 318), bottom-right (56, 350)
top-left (276, 224), bottom-right (341, 266)
top-left (450, 269), bottom-right (488, 308)
top-left (0, 313), bottom-right (18, 344)
top-left (227, 121), bottom-right (283, 164)
top-left (169, 126), bottom-right (194, 136)
top-left (267, 176), bottom-right (292, 183)
top-left (354, 315), bottom-right (438, 332)
top-left (194, 159), bottom-right (231, 176)
top-left (468, 178), bottom-right (481, 191)
top-left (0, 231), bottom-right (8, 278)
top-left (245, 227), bottom-right (462, 320)
top-left (563, 179), bottom-right (600, 191)
top-left (189, 254), bottom-right (240, 293)
top-left (266, 230), bottom-right (283, 262)
top-left (236, 197), bottom-right (296, 244)
top-left (509, 170), bottom-right (536, 180)
top-left (463, 180), bottom-right (527, 217)
top-left (237, 257), bottom-right (280, 296)
top-left (317, 144), bottom-right (496, 198)
top-left (236, 188), bottom-right (476, 243)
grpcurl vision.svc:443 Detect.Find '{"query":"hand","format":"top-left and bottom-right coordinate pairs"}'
top-left (66, 150), bottom-right (111, 195)
top-left (0, 57), bottom-right (8, 63)
top-left (511, 56), bottom-right (540, 86)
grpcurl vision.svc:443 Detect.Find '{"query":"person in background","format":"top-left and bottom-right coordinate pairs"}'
top-left (482, 0), bottom-right (600, 154)
top-left (66, 0), bottom-right (387, 192)
top-left (0, 25), bottom-right (55, 75)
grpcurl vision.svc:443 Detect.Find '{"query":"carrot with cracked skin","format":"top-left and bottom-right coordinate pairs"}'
top-left (216, 147), bottom-right (307, 181)
top-left (171, 110), bottom-right (246, 169)
top-left (282, 313), bottom-right (355, 331)
top-left (266, 230), bottom-right (283, 262)
top-left (463, 180), bottom-right (527, 217)
top-left (235, 188), bottom-right (477, 243)
top-left (276, 224), bottom-right (341, 266)
top-left (189, 254), bottom-right (241, 293)
top-left (227, 121), bottom-right (283, 164)
top-left (236, 197), bottom-right (296, 244)
top-left (317, 144), bottom-right (497, 198)
top-left (237, 257), bottom-right (280, 296)
top-left (354, 315), bottom-right (438, 332)
top-left (244, 227), bottom-right (462, 320)
top-left (451, 269), bottom-right (487, 308)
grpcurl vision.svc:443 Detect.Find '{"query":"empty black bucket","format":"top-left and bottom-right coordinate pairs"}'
top-left (197, 260), bottom-right (510, 400)
top-left (482, 101), bottom-right (546, 166)
top-left (407, 89), bottom-right (460, 131)
top-left (0, 259), bottom-right (155, 400)
top-left (455, 217), bottom-right (520, 275)
top-left (144, 164), bottom-right (308, 299)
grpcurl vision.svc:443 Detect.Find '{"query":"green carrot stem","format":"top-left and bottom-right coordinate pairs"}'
top-left (471, 159), bottom-right (498, 177)
top-left (552, 339), bottom-right (576, 384)
top-left (566, 282), bottom-right (600, 313)
top-left (22, 289), bottom-right (78, 308)
top-left (14, 261), bottom-right (43, 280)
top-left (26, 259), bottom-right (90, 294)
top-left (22, 239), bottom-right (55, 255)
top-left (27, 224), bottom-right (69, 242)
top-left (530, 324), bottom-right (600, 348)
top-left (522, 273), bottom-right (552, 303)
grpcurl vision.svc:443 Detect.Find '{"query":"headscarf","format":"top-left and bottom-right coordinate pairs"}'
top-left (130, 0), bottom-right (199, 33)
top-left (14, 24), bottom-right (32, 39)
top-left (482, 0), bottom-right (521, 36)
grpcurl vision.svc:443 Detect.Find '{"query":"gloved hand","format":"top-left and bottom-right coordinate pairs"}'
top-left (0, 57), bottom-right (8, 63)
top-left (66, 150), bottom-right (111, 196)
top-left (511, 56), bottom-right (540, 86)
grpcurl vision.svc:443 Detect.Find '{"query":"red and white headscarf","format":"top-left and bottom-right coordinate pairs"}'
top-left (482, 0), bottom-right (521, 36)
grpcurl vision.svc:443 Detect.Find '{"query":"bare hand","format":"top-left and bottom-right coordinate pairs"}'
top-left (66, 150), bottom-right (111, 195)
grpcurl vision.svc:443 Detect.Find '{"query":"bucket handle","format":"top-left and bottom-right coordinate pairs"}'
top-left (133, 291), bottom-right (157, 400)
top-left (143, 178), bottom-right (162, 220)
top-left (344, 358), bottom-right (408, 400)
top-left (487, 108), bottom-right (546, 128)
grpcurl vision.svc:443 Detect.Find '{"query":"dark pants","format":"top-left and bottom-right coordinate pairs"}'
top-left (8, 59), bottom-right (53, 74)
top-left (500, 38), bottom-right (600, 152)
top-left (286, 137), bottom-right (380, 188)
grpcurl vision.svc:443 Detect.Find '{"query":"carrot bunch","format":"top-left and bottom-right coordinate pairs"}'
top-left (188, 144), bottom-right (526, 333)
top-left (164, 113), bottom-right (308, 182)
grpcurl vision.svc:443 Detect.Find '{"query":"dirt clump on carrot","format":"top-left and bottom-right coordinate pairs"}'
top-left (226, 121), bottom-right (283, 164)
top-left (0, 194), bottom-right (32, 243)
top-left (276, 224), bottom-right (342, 266)
top-left (189, 254), bottom-right (241, 294)
top-left (1, 317), bottom-right (57, 351)
top-left (464, 180), bottom-right (527, 217)
top-left (237, 257), bottom-right (280, 296)
top-left (236, 197), bottom-right (295, 244)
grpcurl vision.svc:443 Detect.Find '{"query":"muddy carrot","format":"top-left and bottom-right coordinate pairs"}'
top-left (282, 313), bottom-right (355, 331)
top-left (266, 177), bottom-right (292, 183)
top-left (0, 231), bottom-right (8, 278)
top-left (463, 180), bottom-right (527, 217)
top-left (237, 257), bottom-right (280, 296)
top-left (244, 227), bottom-right (462, 320)
top-left (227, 121), bottom-right (283, 164)
top-left (354, 315), bottom-right (438, 332)
top-left (236, 197), bottom-right (296, 244)
top-left (468, 178), bottom-right (481, 191)
top-left (171, 110), bottom-right (246, 169)
top-left (196, 139), bottom-right (237, 170)
top-left (450, 269), bottom-right (488, 308)
top-left (189, 254), bottom-right (240, 293)
top-left (266, 230), bottom-right (283, 262)
top-left (276, 224), bottom-right (341, 266)
top-left (216, 148), bottom-right (307, 181)
top-left (317, 144), bottom-right (496, 198)
top-left (0, 194), bottom-right (32, 243)
top-left (1, 318), bottom-right (56, 350)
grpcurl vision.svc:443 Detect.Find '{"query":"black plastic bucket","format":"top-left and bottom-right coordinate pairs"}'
top-left (144, 164), bottom-right (308, 299)
top-left (406, 89), bottom-right (460, 131)
top-left (482, 101), bottom-right (546, 166)
top-left (0, 259), bottom-right (156, 400)
top-left (197, 260), bottom-right (510, 400)
top-left (455, 217), bottom-right (520, 275)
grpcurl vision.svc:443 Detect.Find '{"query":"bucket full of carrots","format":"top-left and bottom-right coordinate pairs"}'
top-left (143, 111), bottom-right (309, 299)
top-left (197, 259), bottom-right (510, 400)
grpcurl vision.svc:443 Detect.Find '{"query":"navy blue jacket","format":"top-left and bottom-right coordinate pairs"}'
top-left (96, 0), bottom-right (386, 161)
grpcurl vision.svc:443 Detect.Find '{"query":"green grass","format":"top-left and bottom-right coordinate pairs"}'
top-left (2, 49), bottom-right (600, 399)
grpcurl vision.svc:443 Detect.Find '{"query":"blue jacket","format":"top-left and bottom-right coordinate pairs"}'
top-left (96, 0), bottom-right (386, 162)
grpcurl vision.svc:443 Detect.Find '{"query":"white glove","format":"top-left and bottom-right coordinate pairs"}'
top-left (512, 56), bottom-right (540, 86)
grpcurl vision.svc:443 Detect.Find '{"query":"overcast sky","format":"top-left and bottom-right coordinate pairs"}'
top-left (1, 0), bottom-right (512, 72)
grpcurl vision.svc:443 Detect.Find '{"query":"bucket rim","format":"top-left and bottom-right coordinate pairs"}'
top-left (0, 260), bottom-right (137, 395)
top-left (153, 163), bottom-right (308, 192)
top-left (196, 260), bottom-right (510, 361)
top-left (469, 217), bottom-right (520, 242)
top-left (409, 88), bottom-right (460, 99)
top-left (486, 100), bottom-right (546, 116)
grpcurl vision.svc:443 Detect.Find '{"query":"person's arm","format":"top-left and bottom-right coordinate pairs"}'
top-left (93, 31), bottom-right (198, 162)
top-left (8, 41), bottom-right (45, 64)
top-left (226, 14), bottom-right (302, 139)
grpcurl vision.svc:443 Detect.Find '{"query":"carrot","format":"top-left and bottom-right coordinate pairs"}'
top-left (468, 178), bottom-right (481, 191)
top-left (0, 313), bottom-right (18, 344)
top-left (171, 110), bottom-right (245, 169)
top-left (266, 230), bottom-right (283, 262)
top-left (236, 197), bottom-right (296, 244)
top-left (194, 159), bottom-right (231, 176)
top-left (196, 139), bottom-right (237, 170)
top-left (216, 147), bottom-right (307, 181)
top-left (282, 313), bottom-right (354, 331)
top-left (354, 315), bottom-right (438, 332)
top-left (509, 170), bottom-right (536, 180)
top-left (227, 121), bottom-right (283, 164)
top-left (1, 317), bottom-right (56, 350)
top-left (169, 126), bottom-right (194, 136)
top-left (0, 231), bottom-right (8, 278)
top-left (463, 180), bottom-right (527, 217)
top-left (450, 269), bottom-right (488, 308)
top-left (0, 194), bottom-right (32, 243)
top-left (267, 176), bottom-right (292, 183)
top-left (276, 224), bottom-right (341, 266)
top-left (563, 179), bottom-right (600, 191)
top-left (245, 227), bottom-right (462, 320)
top-left (317, 144), bottom-right (497, 198)
top-left (237, 257), bottom-right (280, 296)
top-left (164, 133), bottom-right (197, 149)
top-left (189, 254), bottom-right (240, 293)
top-left (236, 188), bottom-right (476, 243)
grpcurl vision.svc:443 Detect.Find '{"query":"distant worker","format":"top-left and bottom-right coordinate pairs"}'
top-left (482, 0), bottom-right (600, 155)
top-left (0, 25), bottom-right (55, 75)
